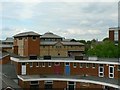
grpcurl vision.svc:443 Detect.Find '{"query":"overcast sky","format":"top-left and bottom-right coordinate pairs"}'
top-left (1, 0), bottom-right (119, 41)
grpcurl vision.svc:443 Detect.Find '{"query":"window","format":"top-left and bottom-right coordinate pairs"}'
top-left (42, 62), bottom-right (45, 67)
top-left (67, 81), bottom-right (75, 90)
top-left (30, 81), bottom-right (39, 85)
top-left (80, 63), bottom-right (83, 68)
top-left (58, 53), bottom-right (60, 56)
top-left (92, 63), bottom-right (96, 68)
top-left (54, 62), bottom-right (60, 66)
top-left (32, 36), bottom-right (36, 40)
top-left (114, 30), bottom-right (118, 41)
top-left (44, 80), bottom-right (53, 84)
top-left (99, 64), bottom-right (104, 77)
top-left (43, 46), bottom-right (45, 48)
top-left (56, 46), bottom-right (61, 48)
top-left (109, 65), bottom-right (114, 78)
top-left (65, 62), bottom-right (70, 66)
top-left (118, 65), bottom-right (120, 71)
top-left (19, 37), bottom-right (22, 40)
top-left (29, 62), bottom-right (33, 67)
top-left (44, 81), bottom-right (53, 90)
top-left (36, 62), bottom-right (39, 67)
top-left (48, 62), bottom-right (52, 67)
top-left (86, 63), bottom-right (90, 68)
top-left (73, 63), bottom-right (77, 68)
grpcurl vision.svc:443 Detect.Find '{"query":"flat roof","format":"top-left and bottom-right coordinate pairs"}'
top-left (11, 57), bottom-right (120, 65)
top-left (18, 75), bottom-right (120, 89)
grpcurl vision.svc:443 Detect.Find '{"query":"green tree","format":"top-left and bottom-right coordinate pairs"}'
top-left (87, 41), bottom-right (119, 58)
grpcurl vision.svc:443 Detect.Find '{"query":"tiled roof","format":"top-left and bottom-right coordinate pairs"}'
top-left (40, 41), bottom-right (84, 46)
top-left (40, 32), bottom-right (63, 39)
top-left (18, 74), bottom-right (119, 88)
top-left (2, 63), bottom-right (17, 79)
top-left (14, 31), bottom-right (40, 37)
top-left (109, 27), bottom-right (120, 31)
top-left (0, 63), bottom-right (22, 89)
top-left (61, 41), bottom-right (84, 46)
top-left (0, 44), bottom-right (13, 48)
top-left (2, 37), bottom-right (13, 43)
top-left (40, 41), bottom-right (57, 45)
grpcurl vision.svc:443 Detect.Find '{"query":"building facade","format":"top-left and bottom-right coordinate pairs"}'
top-left (109, 27), bottom-right (120, 43)
top-left (13, 32), bottom-right (40, 57)
top-left (2, 31), bottom-right (120, 90)
top-left (13, 32), bottom-right (85, 57)
top-left (11, 57), bottom-right (120, 90)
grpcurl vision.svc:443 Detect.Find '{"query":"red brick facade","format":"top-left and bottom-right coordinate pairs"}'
top-left (0, 55), bottom-right (10, 64)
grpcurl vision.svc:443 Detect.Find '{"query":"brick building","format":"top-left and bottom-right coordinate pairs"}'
top-left (11, 56), bottom-right (120, 90)
top-left (13, 31), bottom-right (84, 57)
top-left (109, 27), bottom-right (120, 43)
top-left (0, 37), bottom-right (13, 53)
top-left (9, 31), bottom-right (120, 90)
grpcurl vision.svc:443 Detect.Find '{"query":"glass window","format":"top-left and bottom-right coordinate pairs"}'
top-left (65, 62), bottom-right (70, 66)
top-left (30, 81), bottom-right (39, 85)
top-left (118, 65), bottom-right (120, 71)
top-left (80, 63), bottom-right (83, 68)
top-left (36, 62), bottom-right (39, 67)
top-left (73, 63), bottom-right (77, 68)
top-left (42, 62), bottom-right (45, 67)
top-left (114, 30), bottom-right (118, 41)
top-left (29, 62), bottom-right (33, 67)
top-left (19, 37), bottom-right (22, 40)
top-left (86, 63), bottom-right (90, 68)
top-left (48, 62), bottom-right (52, 67)
top-left (32, 36), bottom-right (36, 40)
top-left (92, 63), bottom-right (96, 68)
top-left (54, 62), bottom-right (60, 66)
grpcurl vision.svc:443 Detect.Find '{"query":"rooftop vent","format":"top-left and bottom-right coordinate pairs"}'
top-left (88, 56), bottom-right (98, 61)
top-left (29, 55), bottom-right (37, 60)
top-left (75, 56), bottom-right (83, 60)
top-left (43, 55), bottom-right (51, 60)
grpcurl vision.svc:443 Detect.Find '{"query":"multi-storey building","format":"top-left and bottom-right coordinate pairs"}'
top-left (9, 31), bottom-right (120, 90)
top-left (13, 32), bottom-right (40, 57)
top-left (109, 27), bottom-right (120, 43)
top-left (40, 32), bottom-right (84, 57)
top-left (11, 56), bottom-right (120, 90)
top-left (13, 31), bottom-right (84, 57)
top-left (0, 37), bottom-right (13, 52)
top-left (1, 31), bottom-right (120, 90)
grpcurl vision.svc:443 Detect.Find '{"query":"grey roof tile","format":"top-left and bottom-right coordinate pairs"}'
top-left (40, 41), bottom-right (84, 46)
top-left (40, 32), bottom-right (63, 39)
top-left (14, 31), bottom-right (40, 37)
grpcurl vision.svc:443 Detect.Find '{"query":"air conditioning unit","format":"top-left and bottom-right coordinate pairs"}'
top-left (75, 56), bottom-right (83, 60)
top-left (43, 55), bottom-right (51, 60)
top-left (88, 56), bottom-right (98, 61)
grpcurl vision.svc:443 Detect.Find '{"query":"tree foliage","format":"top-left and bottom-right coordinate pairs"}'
top-left (87, 41), bottom-right (120, 58)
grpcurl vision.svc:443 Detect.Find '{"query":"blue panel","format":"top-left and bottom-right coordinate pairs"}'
top-left (65, 66), bottom-right (70, 75)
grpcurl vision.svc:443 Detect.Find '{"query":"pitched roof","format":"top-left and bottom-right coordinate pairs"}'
top-left (40, 41), bottom-right (57, 45)
top-left (109, 27), bottom-right (120, 31)
top-left (0, 44), bottom-right (13, 48)
top-left (2, 37), bottom-right (14, 43)
top-left (14, 31), bottom-right (40, 37)
top-left (40, 32), bottom-right (63, 39)
top-left (61, 41), bottom-right (84, 46)
top-left (0, 63), bottom-right (22, 89)
top-left (2, 63), bottom-right (18, 79)
top-left (40, 41), bottom-right (84, 46)
top-left (1, 74), bottom-right (21, 89)
top-left (0, 51), bottom-right (9, 59)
